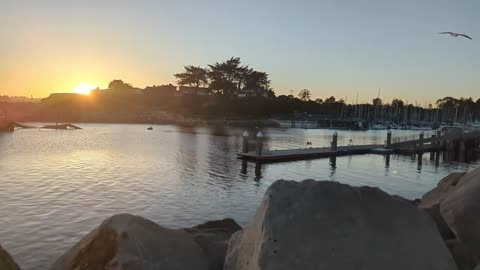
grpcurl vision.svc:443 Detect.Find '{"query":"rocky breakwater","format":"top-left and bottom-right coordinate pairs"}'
top-left (419, 167), bottom-right (480, 270)
top-left (49, 214), bottom-right (241, 270)
top-left (0, 244), bottom-right (21, 270)
top-left (224, 180), bottom-right (456, 270)
top-left (3, 168), bottom-right (480, 270)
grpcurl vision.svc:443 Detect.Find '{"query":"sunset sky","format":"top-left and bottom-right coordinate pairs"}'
top-left (1, 0), bottom-right (479, 104)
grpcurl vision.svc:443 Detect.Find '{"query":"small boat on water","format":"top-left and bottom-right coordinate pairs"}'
top-left (147, 126), bottom-right (153, 130)
top-left (42, 123), bottom-right (82, 130)
top-left (370, 124), bottom-right (387, 130)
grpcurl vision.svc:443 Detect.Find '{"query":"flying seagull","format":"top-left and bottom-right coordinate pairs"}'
top-left (439, 32), bottom-right (472, 40)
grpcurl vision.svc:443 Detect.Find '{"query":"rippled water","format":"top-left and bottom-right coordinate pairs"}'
top-left (0, 124), bottom-right (478, 269)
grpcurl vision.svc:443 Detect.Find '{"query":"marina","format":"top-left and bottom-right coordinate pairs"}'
top-left (239, 128), bottom-right (480, 163)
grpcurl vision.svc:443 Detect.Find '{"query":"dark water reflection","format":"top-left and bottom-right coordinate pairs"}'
top-left (0, 124), bottom-right (478, 269)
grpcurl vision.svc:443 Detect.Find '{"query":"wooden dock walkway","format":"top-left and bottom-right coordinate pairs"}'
top-left (238, 144), bottom-right (388, 162)
top-left (238, 129), bottom-right (480, 163)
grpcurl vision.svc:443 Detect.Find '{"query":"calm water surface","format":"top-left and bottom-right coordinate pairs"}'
top-left (0, 124), bottom-right (478, 269)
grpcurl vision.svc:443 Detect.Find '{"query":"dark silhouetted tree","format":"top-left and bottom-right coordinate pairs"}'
top-left (208, 57), bottom-right (245, 96)
top-left (174, 66), bottom-right (208, 88)
top-left (372, 97), bottom-right (382, 106)
top-left (298, 89), bottom-right (311, 101)
top-left (392, 99), bottom-right (404, 108)
top-left (325, 96), bottom-right (336, 103)
top-left (244, 71), bottom-right (271, 97)
top-left (108, 80), bottom-right (132, 90)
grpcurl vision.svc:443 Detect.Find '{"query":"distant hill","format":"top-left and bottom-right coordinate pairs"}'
top-left (0, 95), bottom-right (41, 103)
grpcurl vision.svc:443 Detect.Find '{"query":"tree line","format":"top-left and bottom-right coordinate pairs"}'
top-left (2, 57), bottom-right (478, 124)
top-left (174, 57), bottom-right (274, 98)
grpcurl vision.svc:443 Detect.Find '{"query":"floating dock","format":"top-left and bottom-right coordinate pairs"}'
top-left (14, 123), bottom-right (82, 130)
top-left (238, 144), bottom-right (389, 162)
top-left (238, 129), bottom-right (480, 163)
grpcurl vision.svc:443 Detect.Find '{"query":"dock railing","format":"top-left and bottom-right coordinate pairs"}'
top-left (391, 131), bottom-right (436, 144)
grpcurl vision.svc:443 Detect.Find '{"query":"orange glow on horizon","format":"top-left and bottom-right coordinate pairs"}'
top-left (72, 83), bottom-right (96, 95)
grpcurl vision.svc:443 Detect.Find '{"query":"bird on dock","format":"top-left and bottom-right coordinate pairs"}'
top-left (438, 32), bottom-right (472, 40)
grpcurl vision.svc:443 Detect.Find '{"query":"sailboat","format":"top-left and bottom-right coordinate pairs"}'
top-left (469, 121), bottom-right (480, 130)
top-left (370, 123), bottom-right (387, 130)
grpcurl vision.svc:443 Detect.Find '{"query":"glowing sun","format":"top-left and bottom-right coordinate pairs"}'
top-left (73, 83), bottom-right (96, 95)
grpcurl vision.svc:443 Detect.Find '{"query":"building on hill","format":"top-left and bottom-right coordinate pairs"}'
top-left (237, 88), bottom-right (272, 98)
top-left (0, 95), bottom-right (40, 103)
top-left (177, 86), bottom-right (211, 96)
top-left (90, 87), bottom-right (143, 95)
top-left (144, 84), bottom-right (177, 96)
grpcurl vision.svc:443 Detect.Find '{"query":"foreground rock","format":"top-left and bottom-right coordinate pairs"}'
top-left (224, 180), bottom-right (457, 270)
top-left (441, 167), bottom-right (480, 263)
top-left (183, 218), bottom-right (242, 270)
top-left (445, 239), bottom-right (476, 270)
top-left (419, 172), bottom-right (466, 240)
top-left (420, 172), bottom-right (466, 208)
top-left (0, 244), bottom-right (21, 270)
top-left (50, 214), bottom-right (209, 270)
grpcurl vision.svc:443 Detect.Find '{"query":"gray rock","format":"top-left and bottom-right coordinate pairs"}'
top-left (445, 239), bottom-right (476, 270)
top-left (183, 218), bottom-right (242, 270)
top-left (422, 204), bottom-right (456, 240)
top-left (184, 218), bottom-right (242, 243)
top-left (420, 172), bottom-right (466, 208)
top-left (441, 167), bottom-right (480, 263)
top-left (224, 180), bottom-right (457, 270)
top-left (50, 214), bottom-right (209, 270)
top-left (419, 172), bottom-right (466, 240)
top-left (0, 244), bottom-right (21, 270)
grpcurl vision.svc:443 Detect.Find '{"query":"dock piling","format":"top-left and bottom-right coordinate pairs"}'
top-left (430, 134), bottom-right (436, 160)
top-left (418, 131), bottom-right (424, 153)
top-left (386, 130), bottom-right (392, 148)
top-left (331, 132), bottom-right (338, 151)
top-left (256, 131), bottom-right (264, 156)
top-left (459, 139), bottom-right (466, 162)
top-left (242, 131), bottom-right (249, 153)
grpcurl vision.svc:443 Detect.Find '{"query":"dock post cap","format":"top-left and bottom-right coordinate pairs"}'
top-left (387, 129), bottom-right (392, 134)
top-left (242, 131), bottom-right (249, 137)
top-left (256, 131), bottom-right (264, 138)
top-left (333, 131), bottom-right (338, 136)
top-left (420, 131), bottom-right (424, 135)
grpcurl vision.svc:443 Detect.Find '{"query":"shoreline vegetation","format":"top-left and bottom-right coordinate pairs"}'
top-left (2, 168), bottom-right (480, 270)
top-left (1, 57), bottom-right (479, 130)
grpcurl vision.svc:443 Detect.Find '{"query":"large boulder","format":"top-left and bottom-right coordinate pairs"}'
top-left (441, 167), bottom-right (480, 263)
top-left (420, 172), bottom-right (466, 208)
top-left (418, 172), bottom-right (466, 240)
top-left (50, 214), bottom-right (209, 270)
top-left (183, 218), bottom-right (242, 270)
top-left (445, 239), bottom-right (476, 270)
top-left (224, 180), bottom-right (457, 270)
top-left (0, 244), bottom-right (21, 270)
